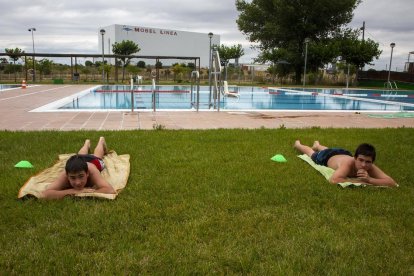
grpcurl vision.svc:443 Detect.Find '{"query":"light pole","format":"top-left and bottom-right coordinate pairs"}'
top-left (409, 51), bottom-right (414, 63)
top-left (208, 32), bottom-right (213, 107)
top-left (387, 42), bottom-right (396, 88)
top-left (100, 29), bottom-right (106, 83)
top-left (303, 38), bottom-right (310, 87)
top-left (28, 28), bottom-right (36, 82)
top-left (407, 51), bottom-right (414, 73)
top-left (360, 21), bottom-right (365, 41)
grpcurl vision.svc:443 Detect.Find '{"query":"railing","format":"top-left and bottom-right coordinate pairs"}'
top-left (152, 79), bottom-right (156, 112)
top-left (384, 81), bottom-right (399, 90)
top-left (130, 77), bottom-right (134, 112)
top-left (190, 71), bottom-right (200, 111)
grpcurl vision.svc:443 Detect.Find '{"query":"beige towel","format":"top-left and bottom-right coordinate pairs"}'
top-left (18, 151), bottom-right (130, 199)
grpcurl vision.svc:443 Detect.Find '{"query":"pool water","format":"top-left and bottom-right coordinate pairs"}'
top-left (0, 84), bottom-right (21, 91)
top-left (57, 85), bottom-right (414, 111)
top-left (285, 87), bottom-right (414, 104)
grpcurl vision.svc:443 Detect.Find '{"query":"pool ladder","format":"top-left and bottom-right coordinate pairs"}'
top-left (384, 81), bottom-right (398, 90)
top-left (72, 97), bottom-right (79, 108)
top-left (190, 71), bottom-right (200, 111)
top-left (135, 93), bottom-right (146, 109)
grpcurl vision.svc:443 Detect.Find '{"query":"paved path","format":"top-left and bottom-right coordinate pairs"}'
top-left (1, 85), bottom-right (413, 130)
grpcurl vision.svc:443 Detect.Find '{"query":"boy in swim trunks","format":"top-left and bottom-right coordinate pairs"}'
top-left (294, 140), bottom-right (396, 187)
top-left (41, 137), bottom-right (116, 199)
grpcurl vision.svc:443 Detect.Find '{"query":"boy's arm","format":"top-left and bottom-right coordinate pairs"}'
top-left (358, 165), bottom-right (397, 187)
top-left (41, 188), bottom-right (89, 199)
top-left (41, 172), bottom-right (85, 199)
top-left (329, 161), bottom-right (397, 187)
top-left (329, 159), bottom-right (354, 184)
top-left (87, 165), bottom-right (116, 194)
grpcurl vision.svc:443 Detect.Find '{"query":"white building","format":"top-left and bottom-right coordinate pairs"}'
top-left (99, 24), bottom-right (220, 67)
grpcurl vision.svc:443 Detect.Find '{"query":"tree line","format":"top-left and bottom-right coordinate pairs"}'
top-left (4, 0), bottom-right (381, 86)
top-left (236, 0), bottom-right (381, 84)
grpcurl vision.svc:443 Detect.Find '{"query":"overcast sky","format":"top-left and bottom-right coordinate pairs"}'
top-left (1, 0), bottom-right (412, 70)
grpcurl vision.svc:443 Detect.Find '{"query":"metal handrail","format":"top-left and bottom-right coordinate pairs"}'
top-left (190, 71), bottom-right (200, 111)
top-left (384, 81), bottom-right (396, 90)
top-left (152, 78), bottom-right (156, 112)
top-left (130, 77), bottom-right (134, 112)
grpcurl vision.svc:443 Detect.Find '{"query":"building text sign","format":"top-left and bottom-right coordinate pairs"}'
top-left (134, 27), bottom-right (178, 36)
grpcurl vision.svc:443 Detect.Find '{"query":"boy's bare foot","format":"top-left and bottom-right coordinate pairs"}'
top-left (84, 139), bottom-right (91, 153)
top-left (99, 137), bottom-right (108, 155)
top-left (294, 140), bottom-right (301, 148)
top-left (312, 141), bottom-right (320, 151)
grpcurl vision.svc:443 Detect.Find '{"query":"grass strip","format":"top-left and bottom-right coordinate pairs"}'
top-left (1, 128), bottom-right (413, 274)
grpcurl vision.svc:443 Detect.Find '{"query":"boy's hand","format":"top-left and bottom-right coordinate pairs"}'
top-left (357, 169), bottom-right (370, 183)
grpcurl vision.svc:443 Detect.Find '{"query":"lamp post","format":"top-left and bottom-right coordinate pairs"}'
top-left (100, 29), bottom-right (106, 83)
top-left (360, 21), bottom-right (365, 41)
top-left (407, 51), bottom-right (414, 73)
top-left (409, 51), bottom-right (414, 63)
top-left (303, 38), bottom-right (310, 87)
top-left (387, 42), bottom-right (396, 88)
top-left (208, 32), bottom-right (213, 107)
top-left (28, 28), bottom-right (36, 82)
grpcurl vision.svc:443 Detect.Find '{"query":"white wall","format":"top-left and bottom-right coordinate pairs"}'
top-left (98, 24), bottom-right (220, 67)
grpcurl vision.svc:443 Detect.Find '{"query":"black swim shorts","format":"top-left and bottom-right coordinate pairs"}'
top-left (311, 148), bottom-right (353, 166)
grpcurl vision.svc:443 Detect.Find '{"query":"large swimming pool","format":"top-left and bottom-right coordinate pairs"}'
top-left (36, 85), bottom-right (414, 112)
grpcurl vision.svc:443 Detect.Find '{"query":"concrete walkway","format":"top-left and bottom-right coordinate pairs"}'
top-left (1, 85), bottom-right (413, 131)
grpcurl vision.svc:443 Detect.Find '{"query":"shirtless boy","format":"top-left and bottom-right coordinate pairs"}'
top-left (294, 140), bottom-right (396, 187)
top-left (42, 137), bottom-right (116, 199)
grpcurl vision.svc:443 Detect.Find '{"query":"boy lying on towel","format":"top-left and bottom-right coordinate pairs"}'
top-left (294, 140), bottom-right (397, 187)
top-left (41, 137), bottom-right (116, 199)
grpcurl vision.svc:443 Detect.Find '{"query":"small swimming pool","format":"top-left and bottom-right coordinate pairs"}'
top-left (34, 85), bottom-right (414, 112)
top-left (0, 84), bottom-right (21, 91)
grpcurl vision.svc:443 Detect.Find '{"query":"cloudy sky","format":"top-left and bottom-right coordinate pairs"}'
top-left (1, 0), bottom-right (412, 70)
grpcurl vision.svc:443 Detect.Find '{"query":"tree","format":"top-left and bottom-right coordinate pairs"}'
top-left (5, 47), bottom-right (24, 82)
top-left (99, 64), bottom-right (112, 82)
top-left (112, 40), bottom-right (141, 81)
top-left (236, 0), bottom-right (361, 83)
top-left (126, 64), bottom-right (141, 76)
top-left (155, 61), bottom-right (163, 69)
top-left (217, 44), bottom-right (245, 80)
top-left (137, 60), bottom-right (146, 68)
top-left (171, 64), bottom-right (186, 82)
top-left (85, 60), bottom-right (94, 67)
top-left (232, 44), bottom-right (245, 83)
top-left (0, 58), bottom-right (8, 71)
top-left (336, 29), bottom-right (382, 70)
top-left (81, 67), bottom-right (91, 81)
top-left (37, 58), bottom-right (53, 81)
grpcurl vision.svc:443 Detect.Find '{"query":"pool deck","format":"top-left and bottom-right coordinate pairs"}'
top-left (1, 84), bottom-right (413, 131)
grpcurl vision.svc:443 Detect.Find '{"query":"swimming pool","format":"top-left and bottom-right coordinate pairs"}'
top-left (35, 85), bottom-right (414, 112)
top-left (0, 84), bottom-right (21, 91)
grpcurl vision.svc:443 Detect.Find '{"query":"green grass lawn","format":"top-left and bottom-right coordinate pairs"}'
top-left (1, 129), bottom-right (414, 274)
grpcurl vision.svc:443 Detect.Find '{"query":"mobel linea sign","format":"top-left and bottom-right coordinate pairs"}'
top-left (134, 27), bottom-right (178, 36)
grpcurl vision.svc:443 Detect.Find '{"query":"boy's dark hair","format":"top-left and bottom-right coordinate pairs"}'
top-left (354, 143), bottom-right (376, 162)
top-left (65, 155), bottom-right (88, 174)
